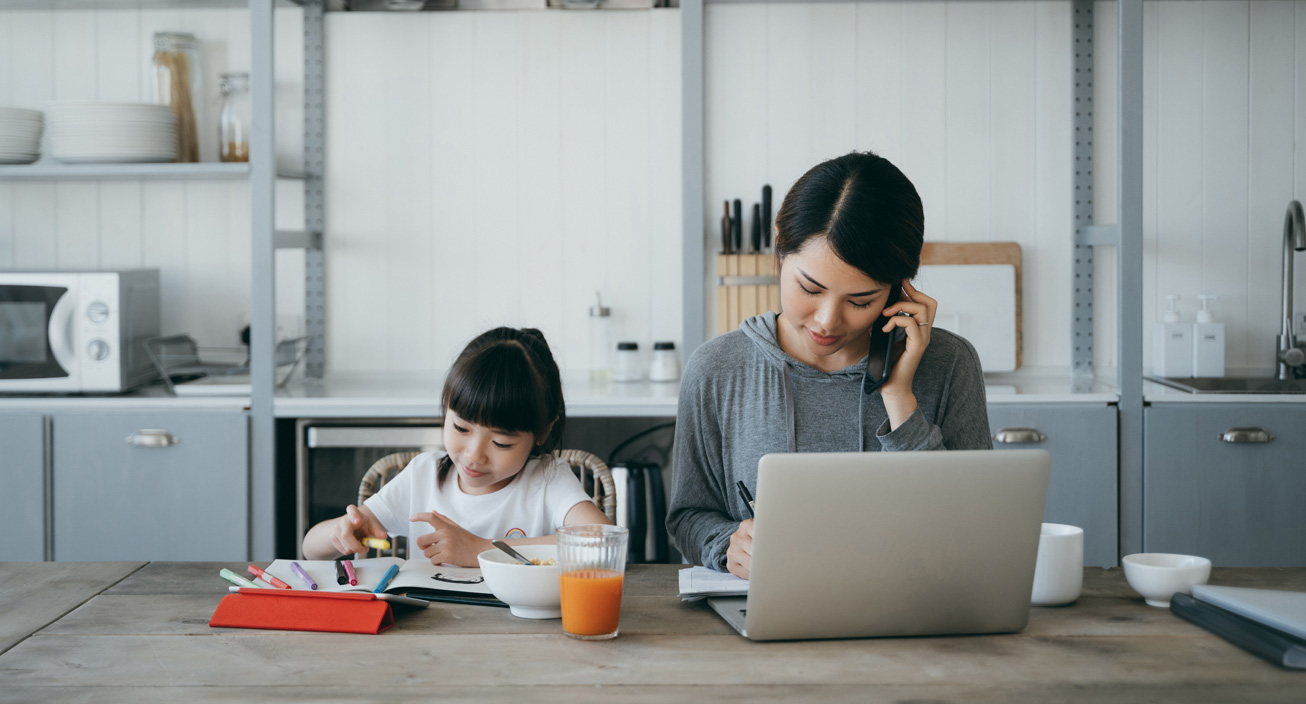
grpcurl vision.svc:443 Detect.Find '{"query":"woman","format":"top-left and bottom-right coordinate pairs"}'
top-left (667, 151), bottom-right (992, 578)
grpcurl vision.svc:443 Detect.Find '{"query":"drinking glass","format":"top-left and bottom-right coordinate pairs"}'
top-left (557, 524), bottom-right (629, 640)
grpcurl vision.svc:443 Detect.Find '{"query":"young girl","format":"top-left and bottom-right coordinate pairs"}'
top-left (302, 327), bottom-right (612, 567)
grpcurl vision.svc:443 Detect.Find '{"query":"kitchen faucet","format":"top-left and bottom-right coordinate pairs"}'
top-left (1278, 200), bottom-right (1306, 379)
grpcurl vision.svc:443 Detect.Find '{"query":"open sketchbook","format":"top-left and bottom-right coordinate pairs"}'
top-left (678, 566), bottom-right (749, 601)
top-left (266, 558), bottom-right (506, 607)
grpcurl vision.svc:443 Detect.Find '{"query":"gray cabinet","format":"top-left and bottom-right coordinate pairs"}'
top-left (1144, 404), bottom-right (1306, 566)
top-left (988, 404), bottom-right (1118, 566)
top-left (0, 413), bottom-right (48, 561)
top-left (53, 411), bottom-right (249, 561)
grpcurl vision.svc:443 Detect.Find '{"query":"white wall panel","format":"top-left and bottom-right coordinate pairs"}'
top-left (604, 12), bottom-right (653, 370)
top-left (944, 1), bottom-right (991, 242)
top-left (648, 9), bottom-right (683, 348)
top-left (427, 13), bottom-right (477, 372)
top-left (517, 12), bottom-right (565, 368)
top-left (854, 3), bottom-right (902, 163)
top-left (897, 1), bottom-right (947, 244)
top-left (381, 16), bottom-right (432, 372)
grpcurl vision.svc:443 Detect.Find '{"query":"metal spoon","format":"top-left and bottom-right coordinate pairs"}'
top-left (492, 539), bottom-right (534, 566)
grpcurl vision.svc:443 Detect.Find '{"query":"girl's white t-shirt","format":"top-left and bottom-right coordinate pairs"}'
top-left (363, 451), bottom-right (592, 541)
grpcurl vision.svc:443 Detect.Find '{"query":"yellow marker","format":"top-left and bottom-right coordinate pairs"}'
top-left (362, 537), bottom-right (391, 550)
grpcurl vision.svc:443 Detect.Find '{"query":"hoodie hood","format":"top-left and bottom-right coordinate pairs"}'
top-left (739, 312), bottom-right (870, 452)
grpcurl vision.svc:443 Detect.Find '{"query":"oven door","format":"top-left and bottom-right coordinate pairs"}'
top-left (0, 283), bottom-right (81, 392)
top-left (295, 420), bottom-right (444, 557)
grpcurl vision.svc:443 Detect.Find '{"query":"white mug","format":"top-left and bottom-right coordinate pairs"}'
top-left (1030, 523), bottom-right (1084, 606)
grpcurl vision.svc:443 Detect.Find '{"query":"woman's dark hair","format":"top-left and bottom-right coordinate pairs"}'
top-left (774, 150), bottom-right (925, 285)
top-left (436, 327), bottom-right (566, 488)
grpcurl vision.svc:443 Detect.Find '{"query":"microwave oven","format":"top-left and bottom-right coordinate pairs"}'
top-left (0, 269), bottom-right (161, 393)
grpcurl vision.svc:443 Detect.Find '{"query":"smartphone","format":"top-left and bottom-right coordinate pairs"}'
top-left (862, 284), bottom-right (906, 395)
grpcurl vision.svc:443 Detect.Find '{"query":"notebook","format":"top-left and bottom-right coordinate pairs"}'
top-left (707, 449), bottom-right (1050, 641)
top-left (1191, 585), bottom-right (1306, 641)
top-left (265, 557), bottom-right (506, 607)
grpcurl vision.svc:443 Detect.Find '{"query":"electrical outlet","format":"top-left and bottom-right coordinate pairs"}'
top-left (1296, 312), bottom-right (1306, 338)
top-left (276, 313), bottom-right (304, 342)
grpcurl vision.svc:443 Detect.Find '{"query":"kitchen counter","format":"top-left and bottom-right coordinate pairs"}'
top-left (0, 383), bottom-right (249, 412)
top-left (274, 367), bottom-right (1119, 418)
top-left (1145, 378), bottom-right (1306, 404)
top-left (2, 561), bottom-right (1303, 702)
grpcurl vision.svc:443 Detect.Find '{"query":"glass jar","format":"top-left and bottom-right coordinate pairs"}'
top-left (587, 292), bottom-right (612, 383)
top-left (152, 31), bottom-right (202, 163)
top-left (218, 72), bottom-right (250, 163)
top-left (613, 342), bottom-right (643, 383)
top-left (648, 341), bottom-right (680, 383)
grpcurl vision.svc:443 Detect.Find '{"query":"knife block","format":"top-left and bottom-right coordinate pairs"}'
top-left (716, 254), bottom-right (780, 336)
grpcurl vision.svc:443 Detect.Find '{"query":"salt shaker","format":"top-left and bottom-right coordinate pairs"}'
top-left (613, 342), bottom-right (643, 383)
top-left (649, 341), bottom-right (680, 382)
top-left (587, 292), bottom-right (612, 382)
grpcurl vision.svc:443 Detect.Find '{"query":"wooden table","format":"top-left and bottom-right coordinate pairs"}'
top-left (1, 563), bottom-right (1303, 702)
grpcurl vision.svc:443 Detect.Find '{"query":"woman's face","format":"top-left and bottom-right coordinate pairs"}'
top-left (777, 236), bottom-right (897, 372)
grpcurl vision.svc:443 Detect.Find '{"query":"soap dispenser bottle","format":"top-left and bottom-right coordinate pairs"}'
top-left (1152, 295), bottom-right (1193, 377)
top-left (1192, 294), bottom-right (1225, 378)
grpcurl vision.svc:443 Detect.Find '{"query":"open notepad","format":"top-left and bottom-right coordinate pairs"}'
top-left (266, 558), bottom-right (506, 607)
top-left (678, 566), bottom-right (749, 602)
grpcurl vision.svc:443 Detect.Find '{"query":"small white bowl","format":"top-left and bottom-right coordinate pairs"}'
top-left (477, 544), bottom-right (561, 619)
top-left (1122, 553), bottom-right (1212, 607)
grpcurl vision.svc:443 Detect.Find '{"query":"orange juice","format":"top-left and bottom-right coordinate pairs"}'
top-left (560, 569), bottom-right (624, 637)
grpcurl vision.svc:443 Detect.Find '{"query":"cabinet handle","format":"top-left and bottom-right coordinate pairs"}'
top-left (993, 427), bottom-right (1046, 444)
top-left (125, 429), bottom-right (180, 448)
top-left (1219, 427), bottom-right (1274, 444)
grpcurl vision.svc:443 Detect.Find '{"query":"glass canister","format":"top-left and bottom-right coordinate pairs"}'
top-left (613, 342), bottom-right (642, 383)
top-left (587, 292), bottom-right (612, 383)
top-left (152, 31), bottom-right (202, 163)
top-left (648, 341), bottom-right (680, 382)
top-left (218, 72), bottom-right (250, 163)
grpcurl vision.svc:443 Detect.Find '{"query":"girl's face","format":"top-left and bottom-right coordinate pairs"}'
top-left (443, 409), bottom-right (539, 496)
top-left (777, 236), bottom-right (896, 373)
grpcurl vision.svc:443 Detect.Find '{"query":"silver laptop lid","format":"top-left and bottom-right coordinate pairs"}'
top-left (745, 449), bottom-right (1050, 641)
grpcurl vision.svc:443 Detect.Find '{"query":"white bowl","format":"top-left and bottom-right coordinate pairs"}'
top-left (477, 544), bottom-right (561, 619)
top-left (1122, 553), bottom-right (1212, 607)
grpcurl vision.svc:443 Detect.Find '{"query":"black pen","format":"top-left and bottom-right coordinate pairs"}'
top-left (736, 480), bottom-right (756, 518)
top-left (334, 558), bottom-right (348, 585)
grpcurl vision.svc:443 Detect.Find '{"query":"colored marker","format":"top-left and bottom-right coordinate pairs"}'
top-left (343, 559), bottom-right (357, 586)
top-left (362, 537), bottom-right (391, 551)
top-left (373, 564), bottom-right (400, 594)
top-left (220, 568), bottom-right (262, 590)
top-left (289, 561), bottom-right (318, 590)
top-left (247, 564), bottom-right (291, 589)
top-left (335, 559), bottom-right (348, 585)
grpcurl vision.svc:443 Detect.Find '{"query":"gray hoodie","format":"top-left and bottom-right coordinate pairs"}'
top-left (666, 312), bottom-right (992, 570)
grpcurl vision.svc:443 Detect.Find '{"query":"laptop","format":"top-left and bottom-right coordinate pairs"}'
top-left (708, 449), bottom-right (1050, 641)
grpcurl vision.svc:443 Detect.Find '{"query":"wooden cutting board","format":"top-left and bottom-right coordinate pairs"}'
top-left (920, 242), bottom-right (1023, 370)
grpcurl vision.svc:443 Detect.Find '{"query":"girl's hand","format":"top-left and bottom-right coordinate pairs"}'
top-left (410, 511), bottom-right (493, 567)
top-left (877, 279), bottom-right (938, 423)
top-left (330, 504), bottom-right (388, 557)
top-left (726, 519), bottom-right (754, 580)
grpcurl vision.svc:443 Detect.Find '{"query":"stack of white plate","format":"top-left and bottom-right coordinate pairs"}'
top-left (0, 107), bottom-right (44, 164)
top-left (45, 102), bottom-right (177, 164)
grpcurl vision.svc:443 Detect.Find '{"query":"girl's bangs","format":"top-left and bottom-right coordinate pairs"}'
top-left (443, 348), bottom-right (548, 436)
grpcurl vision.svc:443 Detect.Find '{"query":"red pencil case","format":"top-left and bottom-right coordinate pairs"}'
top-left (209, 589), bottom-right (394, 634)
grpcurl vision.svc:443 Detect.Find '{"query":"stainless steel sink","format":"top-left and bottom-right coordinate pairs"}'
top-left (1146, 375), bottom-right (1306, 394)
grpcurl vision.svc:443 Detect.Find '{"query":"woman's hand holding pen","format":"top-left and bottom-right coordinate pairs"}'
top-left (878, 279), bottom-right (939, 429)
top-left (410, 510), bottom-right (491, 568)
top-left (726, 519), bottom-right (754, 580)
top-left (330, 504), bottom-right (388, 557)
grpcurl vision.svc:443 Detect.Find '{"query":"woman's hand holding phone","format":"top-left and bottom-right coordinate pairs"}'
top-left (877, 279), bottom-right (938, 428)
